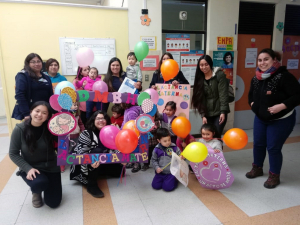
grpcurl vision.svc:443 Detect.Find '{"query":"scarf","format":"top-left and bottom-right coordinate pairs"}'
top-left (255, 61), bottom-right (281, 80)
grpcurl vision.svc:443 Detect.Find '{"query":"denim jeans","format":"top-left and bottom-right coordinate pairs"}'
top-left (86, 101), bottom-right (103, 119)
top-left (253, 111), bottom-right (296, 174)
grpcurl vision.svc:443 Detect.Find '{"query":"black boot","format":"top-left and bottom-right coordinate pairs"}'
top-left (87, 168), bottom-right (104, 198)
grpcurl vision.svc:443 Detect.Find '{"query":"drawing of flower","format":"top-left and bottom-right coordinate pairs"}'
top-left (276, 22), bottom-right (284, 31)
top-left (140, 15), bottom-right (151, 26)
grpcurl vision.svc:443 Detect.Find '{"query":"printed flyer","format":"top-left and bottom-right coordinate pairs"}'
top-left (213, 51), bottom-right (234, 84)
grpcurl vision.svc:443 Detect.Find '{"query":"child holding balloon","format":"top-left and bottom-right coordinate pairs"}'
top-left (198, 124), bottom-right (222, 153)
top-left (158, 101), bottom-right (177, 144)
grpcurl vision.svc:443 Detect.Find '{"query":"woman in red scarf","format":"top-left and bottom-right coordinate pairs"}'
top-left (247, 48), bottom-right (300, 189)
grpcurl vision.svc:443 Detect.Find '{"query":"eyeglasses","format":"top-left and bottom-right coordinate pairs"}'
top-left (96, 117), bottom-right (105, 121)
top-left (199, 63), bottom-right (209, 67)
top-left (30, 61), bottom-right (42, 64)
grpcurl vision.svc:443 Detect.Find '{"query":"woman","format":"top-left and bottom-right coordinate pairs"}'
top-left (246, 48), bottom-right (300, 189)
top-left (70, 110), bottom-right (123, 198)
top-left (9, 101), bottom-right (62, 208)
top-left (222, 52), bottom-right (234, 69)
top-left (191, 55), bottom-right (230, 138)
top-left (149, 53), bottom-right (189, 89)
top-left (102, 57), bottom-right (127, 112)
top-left (12, 53), bottom-right (53, 120)
top-left (73, 66), bottom-right (90, 125)
top-left (45, 58), bottom-right (67, 91)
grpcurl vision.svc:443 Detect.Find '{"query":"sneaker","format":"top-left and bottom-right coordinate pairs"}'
top-left (60, 165), bottom-right (65, 173)
top-left (131, 163), bottom-right (141, 173)
top-left (87, 184), bottom-right (104, 198)
top-left (141, 164), bottom-right (149, 171)
top-left (264, 172), bottom-right (280, 189)
top-left (32, 193), bottom-right (43, 208)
top-left (245, 164), bottom-right (263, 179)
top-left (126, 163), bottom-right (134, 169)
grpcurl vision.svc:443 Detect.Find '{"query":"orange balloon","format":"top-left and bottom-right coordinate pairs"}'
top-left (223, 128), bottom-right (248, 150)
top-left (115, 129), bottom-right (139, 154)
top-left (161, 59), bottom-right (179, 81)
top-left (171, 116), bottom-right (191, 138)
top-left (122, 120), bottom-right (139, 137)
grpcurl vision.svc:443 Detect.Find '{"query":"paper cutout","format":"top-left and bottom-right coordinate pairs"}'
top-left (48, 112), bottom-right (77, 136)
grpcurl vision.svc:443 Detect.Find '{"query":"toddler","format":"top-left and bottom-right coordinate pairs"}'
top-left (151, 128), bottom-right (182, 192)
top-left (176, 134), bottom-right (195, 152)
top-left (126, 52), bottom-right (142, 93)
top-left (198, 124), bottom-right (222, 153)
top-left (158, 101), bottom-right (177, 144)
top-left (111, 104), bottom-right (124, 128)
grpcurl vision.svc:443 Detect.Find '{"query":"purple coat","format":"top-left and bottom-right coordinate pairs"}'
top-left (121, 106), bottom-right (142, 129)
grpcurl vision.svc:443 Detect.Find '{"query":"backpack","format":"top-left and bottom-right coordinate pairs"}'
top-left (216, 73), bottom-right (235, 103)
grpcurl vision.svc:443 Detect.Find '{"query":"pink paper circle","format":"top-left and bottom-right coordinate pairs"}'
top-left (50, 95), bottom-right (62, 111)
top-left (141, 99), bottom-right (154, 113)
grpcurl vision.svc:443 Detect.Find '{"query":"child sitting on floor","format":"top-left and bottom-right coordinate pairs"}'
top-left (198, 124), bottom-right (222, 153)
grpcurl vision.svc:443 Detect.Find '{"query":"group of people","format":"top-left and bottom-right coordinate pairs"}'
top-left (9, 48), bottom-right (300, 209)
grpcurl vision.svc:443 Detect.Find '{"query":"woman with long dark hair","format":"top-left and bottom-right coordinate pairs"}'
top-left (191, 55), bottom-right (230, 138)
top-left (149, 52), bottom-right (189, 89)
top-left (9, 101), bottom-right (62, 208)
top-left (12, 53), bottom-right (53, 120)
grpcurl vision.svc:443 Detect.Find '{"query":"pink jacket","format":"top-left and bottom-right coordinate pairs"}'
top-left (176, 134), bottom-right (195, 152)
top-left (73, 78), bottom-right (86, 112)
top-left (76, 76), bottom-right (101, 91)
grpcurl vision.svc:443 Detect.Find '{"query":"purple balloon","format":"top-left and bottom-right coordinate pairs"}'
top-left (100, 125), bottom-right (120, 150)
top-left (93, 81), bottom-right (108, 92)
top-left (76, 47), bottom-right (94, 67)
top-left (144, 88), bottom-right (159, 104)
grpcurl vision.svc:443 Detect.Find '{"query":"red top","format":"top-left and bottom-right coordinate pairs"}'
top-left (176, 134), bottom-right (195, 152)
top-left (111, 115), bottom-right (124, 128)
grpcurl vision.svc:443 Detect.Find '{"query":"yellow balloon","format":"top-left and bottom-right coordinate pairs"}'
top-left (182, 142), bottom-right (208, 163)
top-left (61, 87), bottom-right (77, 103)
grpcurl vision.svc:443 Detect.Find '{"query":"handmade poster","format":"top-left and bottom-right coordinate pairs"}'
top-left (213, 51), bottom-right (234, 84)
top-left (48, 112), bottom-right (76, 136)
top-left (180, 50), bottom-right (204, 84)
top-left (170, 152), bottom-right (189, 187)
top-left (217, 37), bottom-right (233, 51)
top-left (155, 84), bottom-right (190, 119)
top-left (190, 145), bottom-right (234, 190)
top-left (166, 34), bottom-right (190, 52)
top-left (118, 77), bottom-right (136, 94)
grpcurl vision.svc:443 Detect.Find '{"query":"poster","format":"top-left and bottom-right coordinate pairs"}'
top-left (141, 36), bottom-right (156, 50)
top-left (166, 34), bottom-right (190, 52)
top-left (217, 37), bottom-right (233, 51)
top-left (212, 51), bottom-right (234, 84)
top-left (140, 55), bottom-right (160, 71)
top-left (155, 84), bottom-right (190, 119)
top-left (287, 59), bottom-right (299, 69)
top-left (181, 50), bottom-right (204, 85)
top-left (245, 48), bottom-right (257, 68)
top-left (170, 152), bottom-right (189, 187)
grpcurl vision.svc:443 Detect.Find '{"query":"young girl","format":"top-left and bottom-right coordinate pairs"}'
top-left (76, 67), bottom-right (102, 119)
top-left (198, 124), bottom-right (222, 153)
top-left (176, 134), bottom-right (195, 152)
top-left (73, 66), bottom-right (90, 125)
top-left (159, 101), bottom-right (177, 144)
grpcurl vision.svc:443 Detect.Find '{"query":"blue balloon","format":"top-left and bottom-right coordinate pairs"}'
top-left (54, 81), bottom-right (75, 95)
top-left (147, 104), bottom-right (157, 117)
top-left (58, 94), bottom-right (73, 110)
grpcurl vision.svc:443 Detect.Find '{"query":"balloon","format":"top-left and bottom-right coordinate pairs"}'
top-left (141, 99), bottom-right (154, 113)
top-left (115, 129), bottom-right (139, 154)
top-left (76, 47), bottom-right (94, 67)
top-left (137, 92), bottom-right (150, 106)
top-left (144, 88), bottom-right (159, 104)
top-left (49, 95), bottom-right (62, 111)
top-left (147, 104), bottom-right (157, 117)
top-left (61, 87), bottom-right (77, 102)
top-left (58, 93), bottom-right (73, 110)
top-left (122, 120), bottom-right (139, 137)
top-left (100, 125), bottom-right (119, 150)
top-left (134, 41), bottom-right (149, 61)
top-left (223, 128), bottom-right (248, 150)
top-left (161, 59), bottom-right (179, 81)
top-left (93, 81), bottom-right (108, 92)
top-left (171, 116), bottom-right (191, 138)
top-left (182, 142), bottom-right (208, 163)
top-left (54, 81), bottom-right (75, 95)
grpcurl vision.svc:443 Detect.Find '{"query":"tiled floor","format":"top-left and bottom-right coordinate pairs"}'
top-left (0, 119), bottom-right (300, 225)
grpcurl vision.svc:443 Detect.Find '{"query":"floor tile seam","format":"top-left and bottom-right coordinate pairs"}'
top-left (14, 190), bottom-right (29, 225)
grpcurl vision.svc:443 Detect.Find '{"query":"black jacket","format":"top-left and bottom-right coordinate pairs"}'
top-left (149, 70), bottom-right (189, 88)
top-left (248, 66), bottom-right (300, 121)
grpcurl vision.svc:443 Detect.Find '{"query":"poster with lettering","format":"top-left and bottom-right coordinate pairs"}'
top-left (213, 51), bottom-right (234, 84)
top-left (155, 84), bottom-right (190, 119)
top-left (217, 37), bottom-right (234, 51)
top-left (190, 145), bottom-right (234, 190)
top-left (181, 50), bottom-right (204, 84)
top-left (166, 34), bottom-right (190, 52)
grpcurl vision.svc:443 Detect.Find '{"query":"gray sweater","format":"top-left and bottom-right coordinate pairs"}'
top-left (126, 65), bottom-right (142, 82)
top-left (198, 138), bottom-right (223, 152)
top-left (9, 122), bottom-right (59, 173)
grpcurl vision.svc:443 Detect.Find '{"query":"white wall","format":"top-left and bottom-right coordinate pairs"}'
top-left (0, 74), bottom-right (5, 117)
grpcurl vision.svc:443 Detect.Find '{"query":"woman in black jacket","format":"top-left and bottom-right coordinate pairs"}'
top-left (149, 53), bottom-right (189, 89)
top-left (246, 48), bottom-right (300, 189)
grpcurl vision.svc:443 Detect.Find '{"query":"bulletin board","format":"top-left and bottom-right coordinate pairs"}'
top-left (59, 37), bottom-right (116, 75)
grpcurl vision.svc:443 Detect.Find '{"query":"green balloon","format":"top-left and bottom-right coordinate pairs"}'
top-left (137, 92), bottom-right (150, 106)
top-left (134, 41), bottom-right (149, 61)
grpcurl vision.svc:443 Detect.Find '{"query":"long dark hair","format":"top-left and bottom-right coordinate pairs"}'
top-left (76, 66), bottom-right (90, 81)
top-left (223, 52), bottom-right (233, 64)
top-left (200, 123), bottom-right (219, 138)
top-left (155, 52), bottom-right (174, 75)
top-left (191, 55), bottom-right (213, 115)
top-left (103, 57), bottom-right (124, 92)
top-left (23, 53), bottom-right (43, 80)
top-left (258, 48), bottom-right (282, 61)
top-left (85, 110), bottom-right (111, 133)
top-left (24, 101), bottom-right (54, 153)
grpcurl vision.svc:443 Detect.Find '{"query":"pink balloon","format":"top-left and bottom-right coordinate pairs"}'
top-left (49, 95), bottom-right (62, 111)
top-left (100, 125), bottom-right (120, 150)
top-left (144, 88), bottom-right (159, 104)
top-left (76, 47), bottom-right (94, 67)
top-left (93, 81), bottom-right (108, 92)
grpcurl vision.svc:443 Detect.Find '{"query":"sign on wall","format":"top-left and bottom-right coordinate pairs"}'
top-left (213, 51), bottom-right (234, 84)
top-left (166, 34), bottom-right (190, 52)
top-left (217, 37), bottom-right (233, 51)
top-left (141, 36), bottom-right (157, 50)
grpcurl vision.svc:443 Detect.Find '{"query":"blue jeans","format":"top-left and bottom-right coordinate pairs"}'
top-left (86, 101), bottom-right (103, 119)
top-left (253, 111), bottom-right (296, 174)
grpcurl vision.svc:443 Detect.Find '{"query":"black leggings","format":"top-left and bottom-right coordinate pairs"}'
top-left (206, 114), bottom-right (228, 138)
top-left (20, 170), bottom-right (62, 208)
top-left (88, 164), bottom-right (123, 185)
